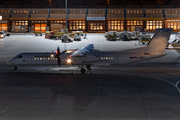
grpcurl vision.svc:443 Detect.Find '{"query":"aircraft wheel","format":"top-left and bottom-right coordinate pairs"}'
top-left (14, 66), bottom-right (17, 70)
top-left (81, 68), bottom-right (85, 74)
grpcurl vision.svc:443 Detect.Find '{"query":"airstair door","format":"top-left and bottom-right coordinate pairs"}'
top-left (27, 54), bottom-right (32, 64)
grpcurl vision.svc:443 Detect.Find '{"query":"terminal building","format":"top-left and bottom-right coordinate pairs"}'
top-left (0, 5), bottom-right (180, 33)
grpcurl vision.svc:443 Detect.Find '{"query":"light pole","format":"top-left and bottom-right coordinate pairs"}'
top-left (65, 0), bottom-right (68, 33)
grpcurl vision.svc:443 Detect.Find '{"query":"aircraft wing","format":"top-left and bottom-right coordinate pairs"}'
top-left (70, 44), bottom-right (94, 57)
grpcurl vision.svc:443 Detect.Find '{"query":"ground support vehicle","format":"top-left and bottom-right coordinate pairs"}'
top-left (141, 38), bottom-right (151, 44)
top-left (72, 31), bottom-right (86, 39)
top-left (3, 30), bottom-right (10, 36)
top-left (127, 31), bottom-right (141, 40)
top-left (73, 34), bottom-right (81, 41)
top-left (53, 32), bottom-right (65, 40)
top-left (61, 34), bottom-right (73, 43)
top-left (119, 31), bottom-right (130, 41)
top-left (0, 31), bottom-right (5, 38)
top-left (45, 31), bottom-right (51, 39)
top-left (105, 31), bottom-right (119, 41)
top-left (34, 31), bottom-right (42, 36)
top-left (139, 32), bottom-right (151, 40)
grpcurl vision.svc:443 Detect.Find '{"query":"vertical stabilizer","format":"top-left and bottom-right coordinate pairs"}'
top-left (144, 29), bottom-right (173, 54)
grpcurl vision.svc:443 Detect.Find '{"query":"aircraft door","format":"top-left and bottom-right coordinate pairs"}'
top-left (22, 54), bottom-right (28, 64)
top-left (27, 54), bottom-right (32, 64)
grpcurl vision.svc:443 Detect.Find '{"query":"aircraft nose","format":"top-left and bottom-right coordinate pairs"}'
top-left (7, 60), bottom-right (12, 66)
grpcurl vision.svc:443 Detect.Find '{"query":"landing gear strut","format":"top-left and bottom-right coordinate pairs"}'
top-left (86, 65), bottom-right (91, 69)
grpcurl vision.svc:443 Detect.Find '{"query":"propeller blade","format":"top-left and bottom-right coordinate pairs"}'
top-left (57, 47), bottom-right (61, 66)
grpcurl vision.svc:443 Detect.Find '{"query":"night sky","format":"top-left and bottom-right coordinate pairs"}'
top-left (0, 0), bottom-right (179, 5)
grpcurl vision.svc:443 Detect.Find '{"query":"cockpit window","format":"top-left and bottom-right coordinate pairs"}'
top-left (15, 55), bottom-right (22, 58)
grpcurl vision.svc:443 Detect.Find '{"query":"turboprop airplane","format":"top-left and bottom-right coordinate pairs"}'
top-left (7, 28), bottom-right (173, 74)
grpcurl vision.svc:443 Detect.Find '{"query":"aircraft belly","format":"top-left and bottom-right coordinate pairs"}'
top-left (83, 60), bottom-right (112, 66)
top-left (31, 60), bottom-right (57, 65)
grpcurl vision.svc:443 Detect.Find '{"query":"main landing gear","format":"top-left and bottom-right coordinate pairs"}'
top-left (80, 68), bottom-right (86, 74)
top-left (79, 64), bottom-right (92, 74)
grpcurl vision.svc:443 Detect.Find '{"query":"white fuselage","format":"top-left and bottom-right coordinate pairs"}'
top-left (7, 51), bottom-right (166, 67)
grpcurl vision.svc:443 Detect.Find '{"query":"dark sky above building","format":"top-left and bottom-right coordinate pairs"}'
top-left (0, 0), bottom-right (179, 5)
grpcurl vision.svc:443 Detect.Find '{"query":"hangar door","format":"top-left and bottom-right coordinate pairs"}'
top-left (35, 24), bottom-right (47, 33)
top-left (0, 24), bottom-right (7, 31)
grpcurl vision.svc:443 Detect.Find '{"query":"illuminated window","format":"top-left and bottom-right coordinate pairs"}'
top-left (34, 58), bottom-right (36, 60)
top-left (90, 22), bottom-right (104, 30)
top-left (69, 21), bottom-right (85, 31)
top-left (140, 21), bottom-right (143, 25)
top-left (146, 21), bottom-right (162, 30)
top-left (131, 21), bottom-right (133, 25)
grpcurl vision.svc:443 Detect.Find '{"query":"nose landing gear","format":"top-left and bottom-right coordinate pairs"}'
top-left (14, 66), bottom-right (17, 70)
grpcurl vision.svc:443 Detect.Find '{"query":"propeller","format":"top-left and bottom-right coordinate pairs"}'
top-left (56, 47), bottom-right (61, 66)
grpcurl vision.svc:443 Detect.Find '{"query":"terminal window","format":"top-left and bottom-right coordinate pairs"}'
top-left (167, 22), bottom-right (180, 30)
top-left (108, 21), bottom-right (123, 30)
top-left (90, 22), bottom-right (103, 30)
top-left (69, 21), bottom-right (85, 30)
top-left (0, 9), bottom-right (10, 13)
top-left (108, 10), bottom-right (123, 14)
top-left (146, 21), bottom-right (162, 30)
top-left (127, 21), bottom-right (143, 26)
top-left (12, 21), bottom-right (28, 26)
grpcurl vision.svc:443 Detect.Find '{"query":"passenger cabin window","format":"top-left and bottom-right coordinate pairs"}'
top-left (100, 57), bottom-right (114, 59)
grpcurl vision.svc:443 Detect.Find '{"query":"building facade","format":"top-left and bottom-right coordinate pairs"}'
top-left (1, 5), bottom-right (180, 32)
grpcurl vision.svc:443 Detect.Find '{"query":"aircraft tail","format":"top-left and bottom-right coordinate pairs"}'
top-left (144, 28), bottom-right (173, 54)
